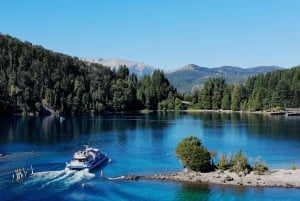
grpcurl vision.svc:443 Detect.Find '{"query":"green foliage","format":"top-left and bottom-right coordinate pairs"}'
top-left (190, 66), bottom-right (300, 111)
top-left (231, 85), bottom-right (244, 111)
top-left (197, 77), bottom-right (226, 109)
top-left (291, 164), bottom-right (297, 170)
top-left (253, 157), bottom-right (268, 174)
top-left (229, 150), bottom-right (249, 173)
top-left (221, 94), bottom-right (231, 110)
top-left (183, 94), bottom-right (193, 102)
top-left (175, 136), bottom-right (212, 172)
top-left (0, 34), bottom-right (178, 114)
top-left (217, 152), bottom-right (269, 174)
top-left (174, 98), bottom-right (183, 110)
top-left (138, 70), bottom-right (177, 110)
top-left (217, 153), bottom-right (230, 170)
top-left (2, 33), bottom-right (299, 114)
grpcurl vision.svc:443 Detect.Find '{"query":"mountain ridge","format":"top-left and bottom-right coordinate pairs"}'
top-left (81, 59), bottom-right (283, 93)
top-left (81, 58), bottom-right (155, 78)
top-left (165, 64), bottom-right (283, 93)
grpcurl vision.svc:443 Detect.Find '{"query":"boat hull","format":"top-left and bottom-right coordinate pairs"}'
top-left (66, 146), bottom-right (108, 171)
top-left (66, 155), bottom-right (108, 171)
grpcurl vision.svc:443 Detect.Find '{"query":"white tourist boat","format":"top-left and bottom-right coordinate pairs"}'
top-left (65, 145), bottom-right (108, 171)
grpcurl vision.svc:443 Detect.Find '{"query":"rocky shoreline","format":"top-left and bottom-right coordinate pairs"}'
top-left (114, 169), bottom-right (300, 188)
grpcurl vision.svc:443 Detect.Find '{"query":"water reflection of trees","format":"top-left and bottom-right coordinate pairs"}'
top-left (1, 113), bottom-right (298, 145)
top-left (176, 182), bottom-right (264, 200)
top-left (0, 115), bottom-right (110, 145)
top-left (245, 114), bottom-right (300, 140)
top-left (187, 112), bottom-right (237, 129)
top-left (0, 113), bottom-right (175, 145)
top-left (186, 112), bottom-right (300, 141)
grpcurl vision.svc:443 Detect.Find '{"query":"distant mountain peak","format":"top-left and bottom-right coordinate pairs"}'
top-left (182, 64), bottom-right (198, 70)
top-left (81, 58), bottom-right (155, 78)
top-left (179, 64), bottom-right (209, 72)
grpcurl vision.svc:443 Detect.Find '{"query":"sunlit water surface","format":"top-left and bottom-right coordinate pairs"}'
top-left (0, 112), bottom-right (300, 201)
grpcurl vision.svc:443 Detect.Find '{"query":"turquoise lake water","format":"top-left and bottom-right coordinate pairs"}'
top-left (0, 112), bottom-right (300, 201)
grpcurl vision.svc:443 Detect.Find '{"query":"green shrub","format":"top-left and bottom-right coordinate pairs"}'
top-left (253, 157), bottom-right (268, 174)
top-left (176, 136), bottom-right (212, 172)
top-left (229, 150), bottom-right (249, 173)
top-left (217, 153), bottom-right (230, 170)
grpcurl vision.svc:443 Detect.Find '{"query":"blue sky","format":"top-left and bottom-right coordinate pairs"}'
top-left (1, 0), bottom-right (300, 70)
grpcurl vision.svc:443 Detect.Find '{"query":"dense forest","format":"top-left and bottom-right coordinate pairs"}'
top-left (188, 66), bottom-right (300, 111)
top-left (0, 34), bottom-right (299, 115)
top-left (0, 34), bottom-right (181, 115)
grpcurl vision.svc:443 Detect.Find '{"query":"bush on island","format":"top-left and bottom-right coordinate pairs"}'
top-left (217, 151), bottom-right (269, 175)
top-left (229, 150), bottom-right (251, 173)
top-left (253, 162), bottom-right (268, 174)
top-left (217, 153), bottom-right (230, 170)
top-left (175, 136), bottom-right (212, 172)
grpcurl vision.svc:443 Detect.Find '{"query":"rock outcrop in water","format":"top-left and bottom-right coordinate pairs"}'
top-left (115, 169), bottom-right (300, 188)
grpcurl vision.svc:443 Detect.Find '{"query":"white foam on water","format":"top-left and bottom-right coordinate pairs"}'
top-left (24, 169), bottom-right (95, 190)
top-left (63, 169), bottom-right (95, 185)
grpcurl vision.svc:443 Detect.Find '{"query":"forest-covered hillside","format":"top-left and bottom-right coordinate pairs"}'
top-left (0, 34), bottom-right (298, 115)
top-left (188, 67), bottom-right (300, 111)
top-left (0, 34), bottom-right (180, 115)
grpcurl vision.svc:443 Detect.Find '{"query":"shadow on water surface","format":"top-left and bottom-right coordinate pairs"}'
top-left (175, 183), bottom-right (211, 201)
top-left (0, 113), bottom-right (175, 146)
top-left (187, 112), bottom-right (300, 141)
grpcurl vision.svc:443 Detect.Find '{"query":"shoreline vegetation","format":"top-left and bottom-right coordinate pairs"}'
top-left (110, 136), bottom-right (300, 189)
top-left (183, 108), bottom-right (300, 116)
top-left (9, 107), bottom-right (300, 117)
top-left (116, 168), bottom-right (300, 188)
top-left (1, 34), bottom-right (300, 116)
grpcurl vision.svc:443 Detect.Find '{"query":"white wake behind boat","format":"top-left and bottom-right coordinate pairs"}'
top-left (65, 145), bottom-right (108, 171)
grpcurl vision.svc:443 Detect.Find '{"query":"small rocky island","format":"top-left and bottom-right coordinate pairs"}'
top-left (119, 169), bottom-right (300, 188)
top-left (114, 136), bottom-right (300, 188)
